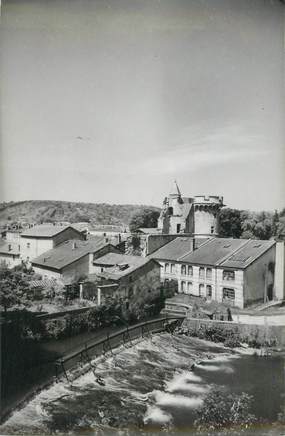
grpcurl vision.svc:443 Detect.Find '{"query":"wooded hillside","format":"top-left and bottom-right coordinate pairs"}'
top-left (0, 201), bottom-right (160, 228)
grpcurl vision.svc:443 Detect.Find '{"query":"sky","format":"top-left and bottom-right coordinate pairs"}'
top-left (1, 0), bottom-right (284, 211)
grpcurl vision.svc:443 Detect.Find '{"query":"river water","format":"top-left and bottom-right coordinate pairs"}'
top-left (1, 333), bottom-right (285, 435)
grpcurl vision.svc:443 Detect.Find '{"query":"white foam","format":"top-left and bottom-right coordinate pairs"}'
top-left (143, 406), bottom-right (172, 425)
top-left (197, 363), bottom-right (234, 373)
top-left (153, 390), bottom-right (204, 408)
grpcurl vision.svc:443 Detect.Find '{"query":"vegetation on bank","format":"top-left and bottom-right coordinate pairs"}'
top-left (194, 388), bottom-right (256, 434)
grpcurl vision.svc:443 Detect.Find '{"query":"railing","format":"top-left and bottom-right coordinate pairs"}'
top-left (54, 315), bottom-right (185, 381)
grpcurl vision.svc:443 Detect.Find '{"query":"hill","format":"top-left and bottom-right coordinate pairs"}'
top-left (0, 201), bottom-right (160, 228)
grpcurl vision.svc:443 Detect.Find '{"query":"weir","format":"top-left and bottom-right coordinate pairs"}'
top-left (54, 315), bottom-right (185, 382)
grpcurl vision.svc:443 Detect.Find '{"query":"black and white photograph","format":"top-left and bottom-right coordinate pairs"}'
top-left (0, 0), bottom-right (285, 434)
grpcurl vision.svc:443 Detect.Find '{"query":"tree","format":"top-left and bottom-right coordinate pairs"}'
top-left (0, 268), bottom-right (31, 312)
top-left (219, 208), bottom-right (242, 238)
top-left (129, 208), bottom-right (160, 233)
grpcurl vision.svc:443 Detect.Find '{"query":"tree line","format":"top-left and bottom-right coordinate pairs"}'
top-left (219, 208), bottom-right (285, 240)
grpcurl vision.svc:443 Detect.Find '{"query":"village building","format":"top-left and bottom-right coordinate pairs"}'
top-left (20, 224), bottom-right (85, 262)
top-left (0, 240), bottom-right (21, 269)
top-left (31, 238), bottom-right (120, 283)
top-left (150, 236), bottom-right (277, 308)
top-left (157, 183), bottom-right (224, 237)
top-left (85, 252), bottom-right (161, 307)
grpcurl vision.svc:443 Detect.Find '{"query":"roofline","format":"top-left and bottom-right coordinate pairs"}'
top-left (32, 252), bottom-right (90, 272)
top-left (20, 225), bottom-right (83, 239)
top-left (97, 258), bottom-right (159, 280)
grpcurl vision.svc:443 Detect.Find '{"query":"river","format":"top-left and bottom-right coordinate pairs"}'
top-left (1, 333), bottom-right (284, 435)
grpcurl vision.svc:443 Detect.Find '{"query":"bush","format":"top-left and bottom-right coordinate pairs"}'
top-left (194, 388), bottom-right (256, 433)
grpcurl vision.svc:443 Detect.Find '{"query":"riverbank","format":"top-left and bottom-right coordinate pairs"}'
top-left (1, 333), bottom-right (284, 434)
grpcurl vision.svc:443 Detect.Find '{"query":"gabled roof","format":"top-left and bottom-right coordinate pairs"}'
top-left (180, 238), bottom-right (247, 266)
top-left (32, 238), bottom-right (114, 271)
top-left (150, 237), bottom-right (208, 261)
top-left (180, 238), bottom-right (275, 269)
top-left (219, 239), bottom-right (275, 269)
top-left (21, 225), bottom-right (81, 238)
top-left (0, 240), bottom-right (20, 256)
top-left (93, 252), bottom-right (156, 279)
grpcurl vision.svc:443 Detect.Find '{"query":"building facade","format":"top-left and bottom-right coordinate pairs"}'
top-left (151, 237), bottom-right (276, 308)
top-left (20, 225), bottom-right (85, 262)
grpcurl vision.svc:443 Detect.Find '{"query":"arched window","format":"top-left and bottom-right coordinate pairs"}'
top-left (181, 265), bottom-right (186, 275)
top-left (187, 282), bottom-right (192, 293)
top-left (206, 285), bottom-right (212, 298)
top-left (188, 265), bottom-right (193, 276)
top-left (199, 283), bottom-right (204, 296)
top-left (199, 267), bottom-right (205, 279)
top-left (206, 268), bottom-right (212, 280)
top-left (170, 263), bottom-right (175, 273)
top-left (165, 263), bottom-right (170, 273)
top-left (181, 281), bottom-right (186, 293)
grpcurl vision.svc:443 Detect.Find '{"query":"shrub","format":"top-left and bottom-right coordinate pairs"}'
top-left (194, 388), bottom-right (256, 432)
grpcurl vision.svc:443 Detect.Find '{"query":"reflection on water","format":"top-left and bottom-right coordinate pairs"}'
top-left (1, 333), bottom-right (284, 435)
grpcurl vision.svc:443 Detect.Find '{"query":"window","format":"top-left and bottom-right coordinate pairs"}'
top-left (176, 224), bottom-right (181, 233)
top-left (199, 283), bottom-right (204, 296)
top-left (206, 285), bottom-right (212, 298)
top-left (223, 288), bottom-right (235, 301)
top-left (206, 267), bottom-right (212, 280)
top-left (223, 270), bottom-right (235, 281)
top-left (199, 267), bottom-right (205, 279)
top-left (129, 276), bottom-right (133, 283)
top-left (188, 265), bottom-right (193, 276)
top-left (165, 263), bottom-right (170, 273)
top-left (187, 282), bottom-right (192, 292)
top-left (181, 264), bottom-right (186, 275)
top-left (170, 263), bottom-right (175, 274)
top-left (128, 287), bottom-right (133, 298)
top-left (211, 226), bottom-right (214, 234)
top-left (27, 242), bottom-right (30, 249)
top-left (181, 281), bottom-right (186, 293)
top-left (101, 267), bottom-right (104, 273)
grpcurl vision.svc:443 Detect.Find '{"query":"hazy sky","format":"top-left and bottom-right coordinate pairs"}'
top-left (1, 0), bottom-right (284, 210)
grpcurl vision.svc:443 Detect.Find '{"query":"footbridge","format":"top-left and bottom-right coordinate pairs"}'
top-left (54, 315), bottom-right (185, 382)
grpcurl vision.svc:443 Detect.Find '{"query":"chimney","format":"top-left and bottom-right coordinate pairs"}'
top-left (72, 241), bottom-right (77, 249)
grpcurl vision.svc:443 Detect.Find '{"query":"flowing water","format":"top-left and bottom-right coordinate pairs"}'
top-left (1, 333), bottom-right (284, 435)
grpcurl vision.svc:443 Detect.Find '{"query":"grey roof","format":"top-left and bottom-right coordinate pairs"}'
top-left (180, 238), bottom-right (247, 266)
top-left (21, 225), bottom-right (76, 238)
top-left (93, 252), bottom-right (155, 279)
top-left (32, 237), bottom-right (113, 270)
top-left (220, 239), bottom-right (276, 269)
top-left (180, 238), bottom-right (275, 269)
top-left (137, 228), bottom-right (162, 234)
top-left (150, 237), bottom-right (208, 261)
top-left (0, 240), bottom-right (20, 256)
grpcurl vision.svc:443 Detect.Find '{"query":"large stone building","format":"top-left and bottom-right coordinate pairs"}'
top-left (87, 252), bottom-right (161, 308)
top-left (31, 238), bottom-right (120, 283)
top-left (150, 236), bottom-right (277, 308)
top-left (157, 182), bottom-right (224, 237)
top-left (20, 225), bottom-right (85, 262)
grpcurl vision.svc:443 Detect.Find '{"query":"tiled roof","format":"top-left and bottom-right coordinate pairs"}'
top-left (180, 238), bottom-right (275, 269)
top-left (150, 237), bottom-right (196, 261)
top-left (32, 238), bottom-right (112, 270)
top-left (21, 225), bottom-right (74, 238)
top-left (220, 239), bottom-right (275, 269)
top-left (0, 240), bottom-right (20, 256)
top-left (180, 238), bottom-right (247, 266)
top-left (93, 252), bottom-right (153, 279)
